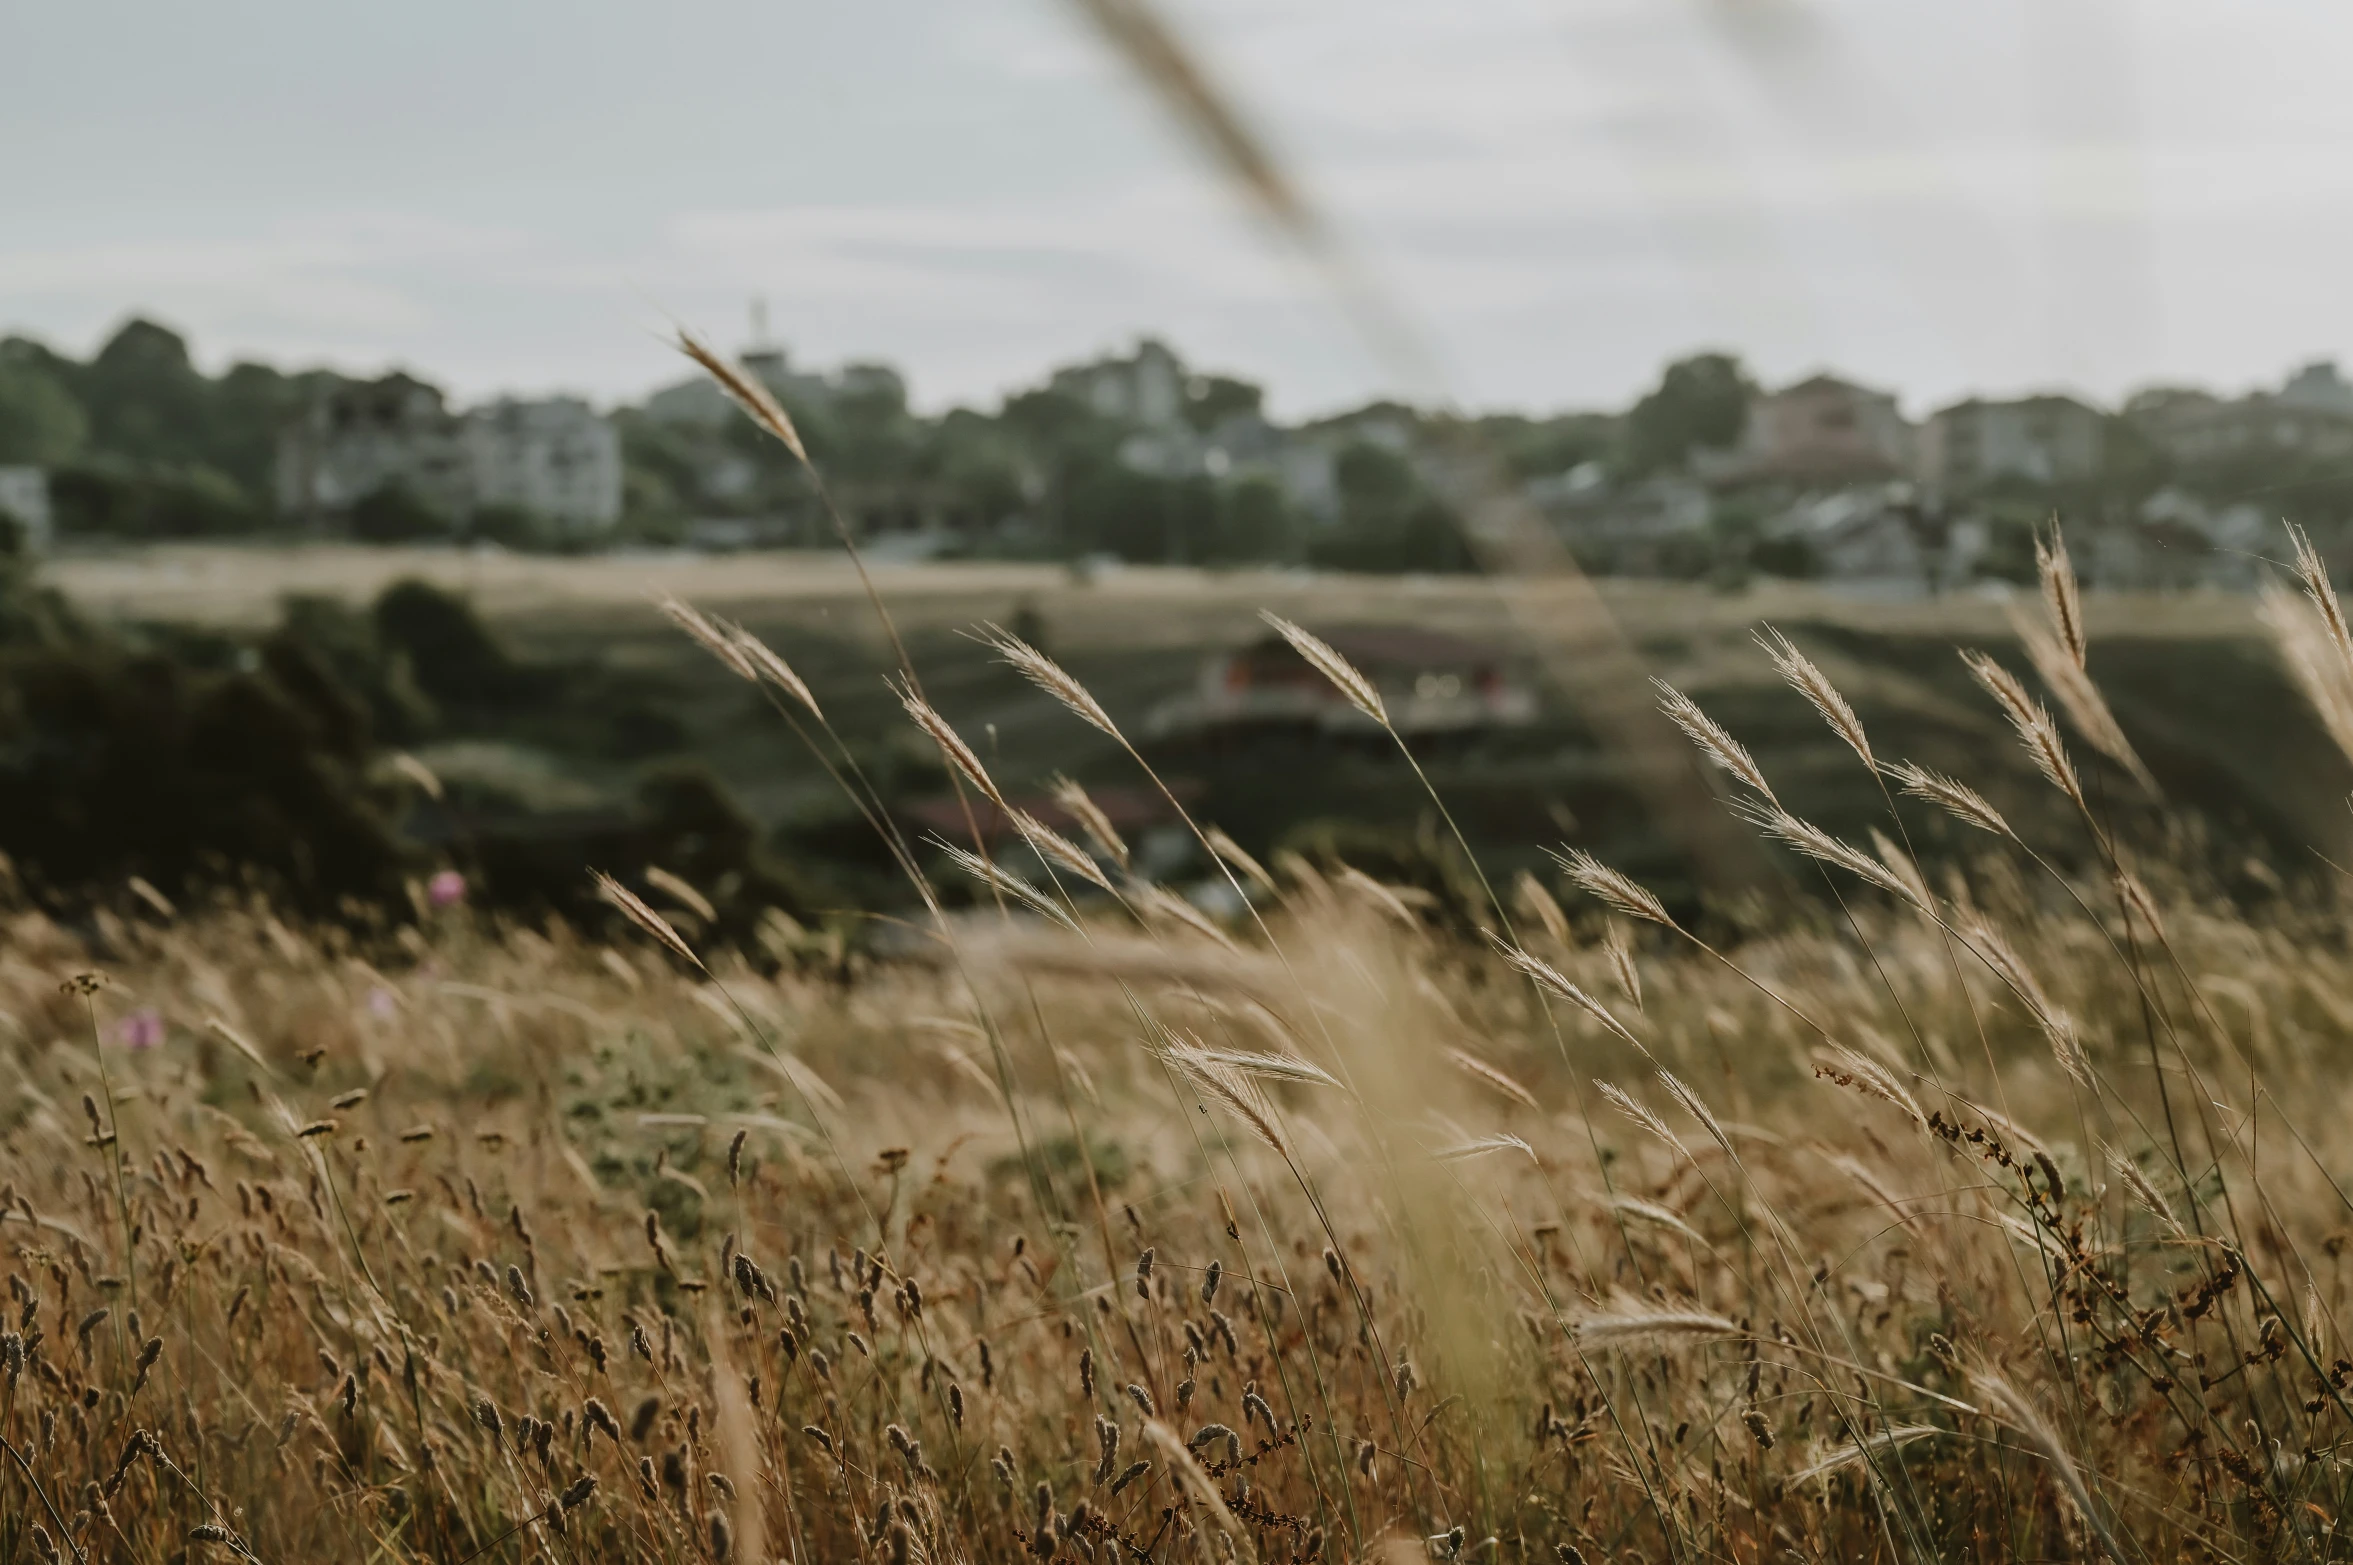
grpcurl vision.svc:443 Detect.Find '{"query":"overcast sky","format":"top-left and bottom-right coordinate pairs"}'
top-left (7, 0), bottom-right (2352, 419)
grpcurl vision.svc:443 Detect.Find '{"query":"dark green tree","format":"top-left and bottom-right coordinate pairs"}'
top-left (0, 352), bottom-right (87, 465)
top-left (1623, 352), bottom-right (1754, 474)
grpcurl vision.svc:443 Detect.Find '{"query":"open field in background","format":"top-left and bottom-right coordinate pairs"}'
top-left (48, 543), bottom-right (2277, 639)
top-left (49, 545), bottom-right (2353, 905)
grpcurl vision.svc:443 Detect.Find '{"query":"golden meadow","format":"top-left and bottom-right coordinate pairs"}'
top-left (9, 367), bottom-right (2353, 1564)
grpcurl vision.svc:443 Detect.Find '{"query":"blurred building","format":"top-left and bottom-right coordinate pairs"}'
top-left (1920, 394), bottom-right (2105, 490)
top-left (2278, 359), bottom-right (2353, 414)
top-left (1533, 468), bottom-right (1712, 575)
top-left (0, 467), bottom-right (53, 550)
top-left (462, 398), bottom-right (622, 531)
top-left (1758, 483), bottom-right (1944, 592)
top-left (2130, 360), bottom-right (2353, 464)
top-left (278, 376), bottom-right (621, 534)
top-left (1726, 374), bottom-right (1915, 483)
top-left (1051, 338), bottom-right (1188, 429)
top-left (277, 374), bottom-right (468, 520)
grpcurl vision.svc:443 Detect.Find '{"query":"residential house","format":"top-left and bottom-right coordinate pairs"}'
top-left (1757, 484), bottom-right (1943, 593)
top-left (1533, 469), bottom-right (1712, 575)
top-left (1727, 375), bottom-right (1915, 484)
top-left (462, 398), bottom-right (623, 533)
top-left (2090, 487), bottom-right (2269, 589)
top-left (278, 376), bottom-right (622, 533)
top-left (1921, 394), bottom-right (2105, 490)
top-left (1051, 338), bottom-right (1188, 430)
top-left (276, 374), bottom-right (470, 521)
top-left (2131, 360), bottom-right (2353, 465)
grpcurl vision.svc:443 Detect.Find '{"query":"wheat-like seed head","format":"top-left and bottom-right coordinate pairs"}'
top-left (1548, 847), bottom-right (1676, 929)
top-left (1868, 827), bottom-right (1933, 909)
top-left (1184, 1046), bottom-right (1343, 1090)
top-left (1656, 1069), bottom-right (1732, 1153)
top-left (1492, 938), bottom-right (1643, 1049)
top-left (1164, 1043), bottom-right (1291, 1158)
top-left (1432, 1132), bottom-right (1536, 1163)
top-left (1259, 611), bottom-right (1386, 724)
top-left (1605, 1195), bottom-right (1702, 1241)
top-left (1603, 920), bottom-right (1642, 1010)
top-left (1569, 1301), bottom-right (1741, 1344)
top-left (2009, 605), bottom-right (2155, 793)
top-left (1008, 809), bottom-right (1113, 893)
top-left (1959, 915), bottom-right (2088, 1084)
top-left (1961, 650), bottom-right (2085, 807)
top-left (1755, 627), bottom-right (1873, 770)
top-left (1444, 1046), bottom-right (1539, 1110)
top-left (1738, 804), bottom-right (1927, 914)
top-left (1884, 761), bottom-right (2013, 839)
top-left (2287, 521), bottom-right (2353, 671)
top-left (1653, 679), bottom-right (1776, 803)
top-left (678, 331), bottom-right (809, 466)
top-left (1141, 1420), bottom-right (1248, 1546)
top-left (1788, 1427), bottom-right (1947, 1485)
top-left (1204, 827), bottom-right (1276, 896)
top-left (2260, 580), bottom-right (2353, 768)
top-left (724, 623), bottom-right (823, 720)
top-left (1049, 776), bottom-right (1129, 870)
top-left (2114, 869), bottom-right (2166, 944)
top-left (592, 872), bottom-right (703, 969)
top-left (643, 866), bottom-right (716, 923)
top-left (1968, 1369), bottom-right (2116, 1558)
top-left (2107, 1148), bottom-right (2185, 1239)
top-left (657, 593), bottom-right (760, 682)
top-left (892, 680), bottom-right (1005, 807)
top-left (1594, 1079), bottom-right (1690, 1161)
top-left (982, 623), bottom-right (1122, 739)
top-left (1513, 870), bottom-right (1569, 945)
top-left (931, 840), bottom-right (1076, 930)
top-left (2034, 528), bottom-right (2087, 672)
top-left (1810, 1045), bottom-right (1924, 1127)
top-left (1126, 879), bottom-right (1239, 950)
top-left (1334, 865), bottom-right (1419, 926)
top-left (660, 592), bottom-right (823, 721)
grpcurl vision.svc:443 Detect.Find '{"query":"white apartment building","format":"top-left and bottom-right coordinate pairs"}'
top-left (462, 397), bottom-right (622, 531)
top-left (1051, 338), bottom-right (1188, 429)
top-left (279, 377), bottom-right (622, 534)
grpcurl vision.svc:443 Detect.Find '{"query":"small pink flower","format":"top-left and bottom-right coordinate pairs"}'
top-left (367, 986), bottom-right (398, 1020)
top-left (427, 870), bottom-right (466, 908)
top-left (116, 1008), bottom-right (165, 1050)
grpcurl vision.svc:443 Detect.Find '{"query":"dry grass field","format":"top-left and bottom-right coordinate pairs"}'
top-left (8, 533), bottom-right (2353, 1563)
top-left (45, 542), bottom-right (2273, 646)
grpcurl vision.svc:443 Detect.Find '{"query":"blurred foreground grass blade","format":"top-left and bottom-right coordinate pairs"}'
top-left (1061, 0), bottom-right (1763, 890)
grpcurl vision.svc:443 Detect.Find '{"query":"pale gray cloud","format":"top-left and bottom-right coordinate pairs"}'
top-left (5, 0), bottom-right (2351, 417)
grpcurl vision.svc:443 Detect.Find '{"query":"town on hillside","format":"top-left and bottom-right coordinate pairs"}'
top-left (1, 315), bottom-right (2344, 591)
